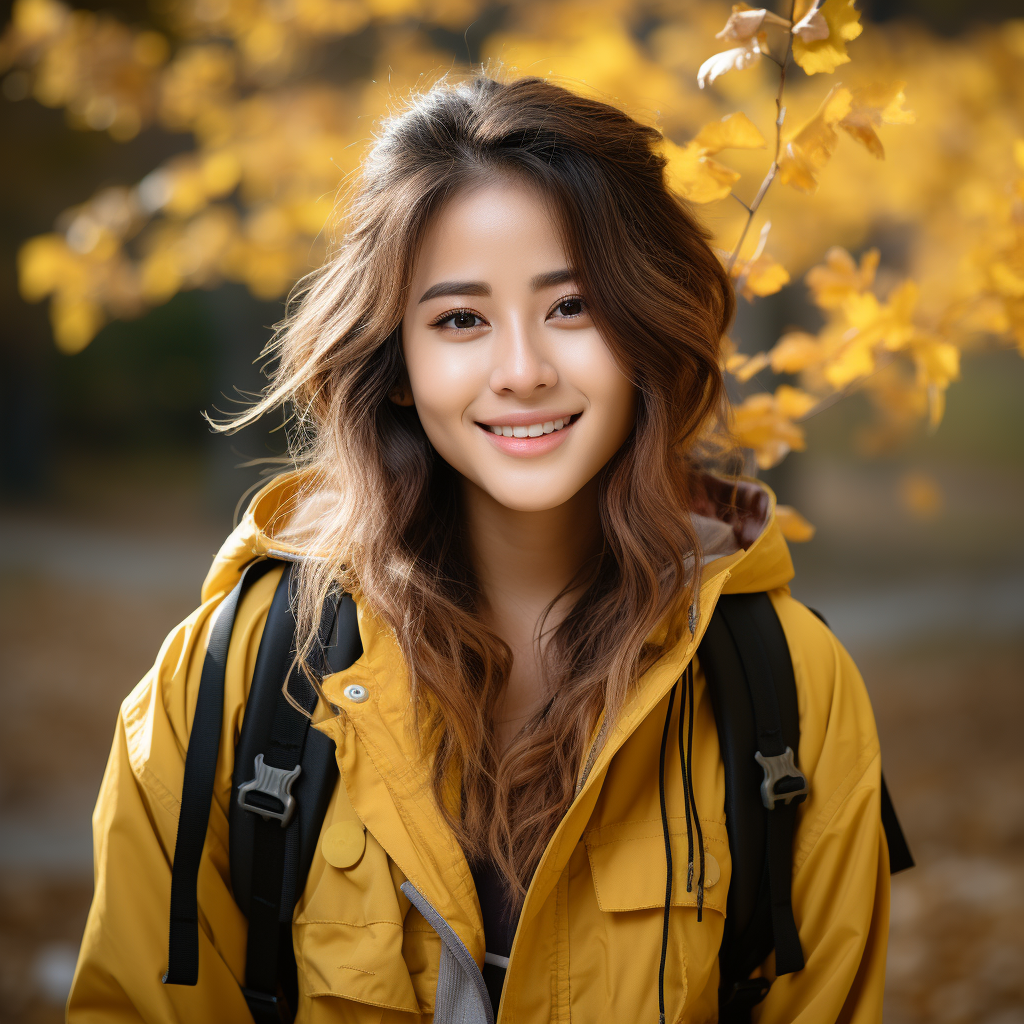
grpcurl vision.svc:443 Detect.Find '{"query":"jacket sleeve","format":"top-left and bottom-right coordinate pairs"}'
top-left (67, 566), bottom-right (284, 1023)
top-left (754, 594), bottom-right (890, 1024)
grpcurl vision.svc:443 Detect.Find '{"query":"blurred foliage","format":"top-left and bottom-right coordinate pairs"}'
top-left (2, 0), bottom-right (1023, 536)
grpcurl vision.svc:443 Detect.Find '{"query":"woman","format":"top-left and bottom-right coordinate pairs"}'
top-left (69, 74), bottom-right (889, 1023)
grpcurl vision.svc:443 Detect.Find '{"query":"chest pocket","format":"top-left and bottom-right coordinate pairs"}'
top-left (292, 779), bottom-right (424, 1015)
top-left (584, 815), bottom-right (731, 915)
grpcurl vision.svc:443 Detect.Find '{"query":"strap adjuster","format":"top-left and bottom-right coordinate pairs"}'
top-left (754, 747), bottom-right (808, 810)
top-left (237, 754), bottom-right (302, 827)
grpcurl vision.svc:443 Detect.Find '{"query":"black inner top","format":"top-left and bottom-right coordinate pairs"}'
top-left (470, 857), bottom-right (521, 1017)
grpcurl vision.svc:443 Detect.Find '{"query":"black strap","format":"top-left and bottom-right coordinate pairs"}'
top-left (716, 594), bottom-right (806, 976)
top-left (700, 593), bottom-right (807, 1024)
top-left (881, 774), bottom-right (915, 873)
top-left (163, 558), bottom-right (276, 987)
top-left (240, 570), bottom-right (339, 1021)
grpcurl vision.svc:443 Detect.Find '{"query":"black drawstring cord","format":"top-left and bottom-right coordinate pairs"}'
top-left (678, 666), bottom-right (696, 894)
top-left (657, 682), bottom-right (678, 1024)
top-left (682, 662), bottom-right (706, 921)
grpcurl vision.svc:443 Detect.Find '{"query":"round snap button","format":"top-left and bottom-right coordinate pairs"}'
top-left (322, 821), bottom-right (366, 869)
top-left (343, 684), bottom-right (369, 703)
top-left (703, 852), bottom-right (721, 888)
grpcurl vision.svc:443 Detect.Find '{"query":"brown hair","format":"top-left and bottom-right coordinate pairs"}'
top-left (232, 73), bottom-right (734, 897)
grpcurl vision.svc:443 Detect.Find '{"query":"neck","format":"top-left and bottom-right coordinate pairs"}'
top-left (459, 477), bottom-right (603, 751)
top-left (461, 476), bottom-right (603, 622)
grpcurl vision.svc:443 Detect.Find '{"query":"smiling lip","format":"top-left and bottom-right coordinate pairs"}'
top-left (476, 412), bottom-right (582, 457)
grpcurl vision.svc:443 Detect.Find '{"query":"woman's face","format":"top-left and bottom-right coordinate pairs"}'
top-left (399, 177), bottom-right (637, 513)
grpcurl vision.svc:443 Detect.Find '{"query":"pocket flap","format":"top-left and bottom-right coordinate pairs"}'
top-left (584, 816), bottom-right (730, 915)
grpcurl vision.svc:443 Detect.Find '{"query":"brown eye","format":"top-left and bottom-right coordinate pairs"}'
top-left (451, 311), bottom-right (478, 329)
top-left (555, 298), bottom-right (584, 318)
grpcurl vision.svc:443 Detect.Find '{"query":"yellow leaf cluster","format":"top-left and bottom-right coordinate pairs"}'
top-left (1, 0), bottom-right (168, 139)
top-left (731, 250), bottom-right (791, 300)
top-left (729, 385), bottom-right (816, 469)
top-left (3, 0), bottom-right (1022, 520)
top-left (662, 112), bottom-right (766, 204)
top-left (754, 247), bottom-right (962, 436)
top-left (778, 82), bottom-right (914, 194)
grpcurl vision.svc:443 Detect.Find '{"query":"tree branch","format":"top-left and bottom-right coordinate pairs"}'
top-left (726, 0), bottom-right (796, 274)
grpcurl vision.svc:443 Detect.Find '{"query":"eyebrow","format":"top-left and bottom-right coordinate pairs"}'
top-left (417, 268), bottom-right (575, 304)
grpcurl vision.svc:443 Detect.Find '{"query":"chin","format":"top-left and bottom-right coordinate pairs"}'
top-left (482, 483), bottom-right (582, 513)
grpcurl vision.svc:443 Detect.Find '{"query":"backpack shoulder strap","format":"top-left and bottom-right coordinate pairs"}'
top-left (163, 557), bottom-right (279, 988)
top-left (163, 557), bottom-right (363, 1023)
top-left (229, 561), bottom-right (362, 1023)
top-left (698, 591), bottom-right (808, 1024)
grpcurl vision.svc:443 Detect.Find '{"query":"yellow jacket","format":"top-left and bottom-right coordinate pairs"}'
top-left (69, 473), bottom-right (889, 1023)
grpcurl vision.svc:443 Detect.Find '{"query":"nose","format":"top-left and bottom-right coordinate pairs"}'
top-left (488, 317), bottom-right (558, 397)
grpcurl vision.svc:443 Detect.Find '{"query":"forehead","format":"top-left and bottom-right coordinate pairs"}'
top-left (410, 176), bottom-right (568, 283)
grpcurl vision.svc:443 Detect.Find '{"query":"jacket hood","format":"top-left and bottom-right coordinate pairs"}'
top-left (202, 468), bottom-right (795, 604)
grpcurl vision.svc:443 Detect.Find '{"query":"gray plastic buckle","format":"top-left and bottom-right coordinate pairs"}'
top-left (237, 754), bottom-right (302, 828)
top-left (754, 747), bottom-right (809, 810)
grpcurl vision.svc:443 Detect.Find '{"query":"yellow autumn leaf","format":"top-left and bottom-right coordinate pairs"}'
top-left (662, 113), bottom-right (767, 203)
top-left (730, 391), bottom-right (808, 469)
top-left (51, 292), bottom-right (104, 353)
top-left (724, 351), bottom-right (747, 374)
top-left (805, 247), bottom-right (879, 309)
top-left (777, 85), bottom-right (852, 194)
top-left (662, 140), bottom-right (741, 203)
top-left (17, 233), bottom-right (73, 301)
top-left (201, 150), bottom-right (242, 196)
top-left (661, 152), bottom-right (722, 204)
top-left (878, 280), bottom-right (920, 351)
top-left (911, 336), bottom-right (960, 388)
top-left (775, 384), bottom-right (817, 419)
top-left (694, 111), bottom-right (767, 154)
top-left (770, 331), bottom-right (822, 373)
top-left (734, 252), bottom-right (790, 299)
top-left (775, 505), bottom-right (816, 542)
top-left (824, 337), bottom-right (876, 388)
top-left (839, 82), bottom-right (915, 158)
top-left (729, 350), bottom-right (771, 382)
top-left (791, 0), bottom-right (863, 76)
top-left (991, 262), bottom-right (1024, 298)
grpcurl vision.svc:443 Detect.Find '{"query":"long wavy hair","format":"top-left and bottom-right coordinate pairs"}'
top-left (230, 73), bottom-right (734, 898)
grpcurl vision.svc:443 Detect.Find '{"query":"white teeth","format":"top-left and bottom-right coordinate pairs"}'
top-left (485, 415), bottom-right (576, 437)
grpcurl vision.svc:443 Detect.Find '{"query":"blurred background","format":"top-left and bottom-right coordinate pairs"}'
top-left (1, 0), bottom-right (1022, 1020)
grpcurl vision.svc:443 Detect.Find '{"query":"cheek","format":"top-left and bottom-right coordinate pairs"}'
top-left (402, 332), bottom-right (488, 462)
top-left (572, 341), bottom-right (637, 447)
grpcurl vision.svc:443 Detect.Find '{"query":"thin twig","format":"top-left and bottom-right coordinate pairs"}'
top-left (726, 0), bottom-right (797, 273)
top-left (730, 192), bottom-right (753, 214)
